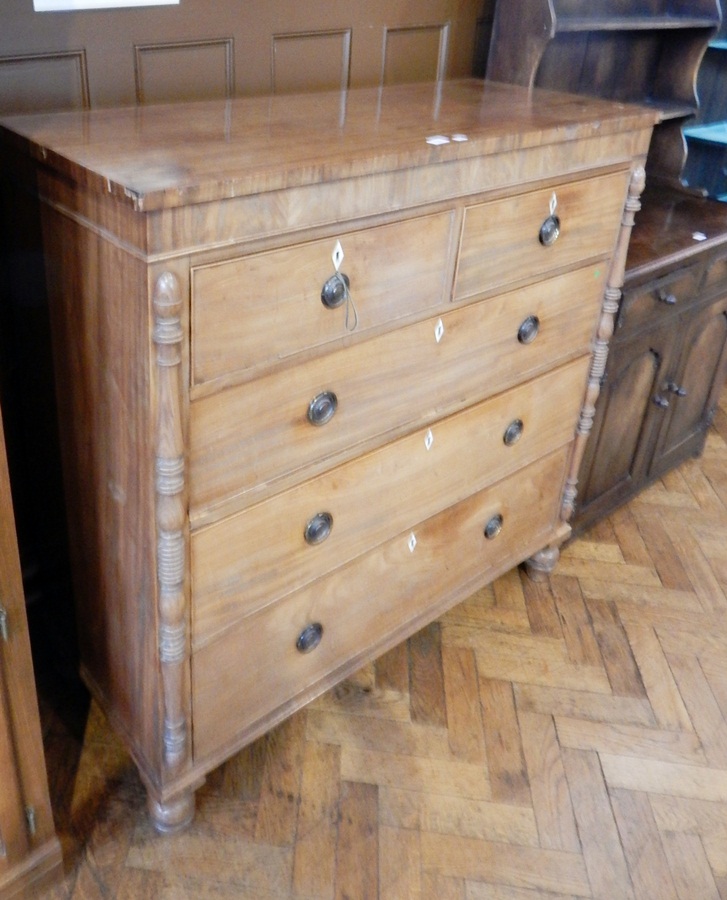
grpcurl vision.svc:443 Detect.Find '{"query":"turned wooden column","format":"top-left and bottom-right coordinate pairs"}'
top-left (524, 165), bottom-right (647, 581)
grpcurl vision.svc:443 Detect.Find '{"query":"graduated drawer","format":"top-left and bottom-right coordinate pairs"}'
top-left (454, 170), bottom-right (628, 302)
top-left (189, 264), bottom-right (605, 518)
top-left (192, 445), bottom-right (570, 760)
top-left (618, 266), bottom-right (700, 335)
top-left (191, 355), bottom-right (589, 647)
top-left (191, 211), bottom-right (456, 385)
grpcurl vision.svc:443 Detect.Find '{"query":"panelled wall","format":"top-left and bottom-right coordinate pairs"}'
top-left (0, 0), bottom-right (490, 114)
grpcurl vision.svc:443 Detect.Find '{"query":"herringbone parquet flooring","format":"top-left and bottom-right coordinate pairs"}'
top-left (33, 392), bottom-right (727, 899)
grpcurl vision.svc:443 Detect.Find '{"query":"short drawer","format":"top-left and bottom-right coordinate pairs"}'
top-left (191, 355), bottom-right (589, 646)
top-left (189, 264), bottom-right (605, 518)
top-left (191, 445), bottom-right (570, 761)
top-left (191, 211), bottom-right (456, 385)
top-left (454, 170), bottom-right (628, 302)
top-left (618, 265), bottom-right (701, 334)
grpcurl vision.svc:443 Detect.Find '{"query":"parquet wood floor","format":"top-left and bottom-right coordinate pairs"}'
top-left (31, 392), bottom-right (727, 899)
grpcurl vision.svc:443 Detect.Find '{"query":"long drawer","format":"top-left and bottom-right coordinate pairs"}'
top-left (455, 170), bottom-right (629, 302)
top-left (192, 445), bottom-right (570, 761)
top-left (191, 355), bottom-right (589, 647)
top-left (189, 264), bottom-right (605, 519)
top-left (191, 210), bottom-right (456, 385)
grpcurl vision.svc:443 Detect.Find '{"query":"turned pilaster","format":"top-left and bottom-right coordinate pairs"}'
top-left (152, 271), bottom-right (194, 832)
top-left (561, 165), bottom-right (647, 522)
top-left (525, 166), bottom-right (647, 582)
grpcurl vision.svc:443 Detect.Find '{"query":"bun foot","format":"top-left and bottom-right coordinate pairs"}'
top-left (523, 545), bottom-right (560, 582)
top-left (147, 788), bottom-right (195, 834)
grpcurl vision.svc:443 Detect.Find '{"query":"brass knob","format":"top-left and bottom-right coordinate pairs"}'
top-left (539, 192), bottom-right (560, 247)
top-left (304, 512), bottom-right (333, 545)
top-left (517, 315), bottom-right (540, 344)
top-left (484, 513), bottom-right (503, 540)
top-left (667, 382), bottom-right (687, 397)
top-left (653, 395), bottom-right (669, 410)
top-left (503, 418), bottom-right (524, 446)
top-left (296, 622), bottom-right (323, 653)
top-left (307, 391), bottom-right (338, 426)
top-left (657, 290), bottom-right (677, 305)
top-left (539, 215), bottom-right (560, 246)
top-left (321, 272), bottom-right (350, 309)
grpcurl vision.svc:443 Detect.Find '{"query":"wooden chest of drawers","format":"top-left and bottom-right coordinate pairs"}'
top-left (0, 80), bottom-right (654, 832)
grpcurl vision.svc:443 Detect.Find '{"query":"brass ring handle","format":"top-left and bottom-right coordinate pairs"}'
top-left (484, 513), bottom-right (504, 540)
top-left (304, 512), bottom-right (333, 545)
top-left (517, 315), bottom-right (540, 344)
top-left (657, 290), bottom-right (677, 305)
top-left (539, 192), bottom-right (561, 247)
top-left (307, 391), bottom-right (338, 426)
top-left (296, 622), bottom-right (323, 653)
top-left (321, 272), bottom-right (350, 309)
top-left (503, 418), bottom-right (524, 446)
top-left (539, 215), bottom-right (560, 246)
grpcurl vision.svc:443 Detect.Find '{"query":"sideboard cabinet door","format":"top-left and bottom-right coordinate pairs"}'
top-left (576, 320), bottom-right (676, 523)
top-left (650, 294), bottom-right (727, 479)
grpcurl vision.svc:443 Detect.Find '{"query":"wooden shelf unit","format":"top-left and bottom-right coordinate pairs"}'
top-left (487, 0), bottom-right (720, 189)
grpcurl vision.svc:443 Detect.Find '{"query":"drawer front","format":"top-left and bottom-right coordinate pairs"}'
top-left (619, 266), bottom-right (700, 335)
top-left (192, 446), bottom-right (569, 760)
top-left (191, 355), bottom-right (589, 646)
top-left (191, 211), bottom-right (456, 385)
top-left (190, 264), bottom-right (604, 518)
top-left (455, 170), bottom-right (628, 302)
top-left (702, 251), bottom-right (727, 294)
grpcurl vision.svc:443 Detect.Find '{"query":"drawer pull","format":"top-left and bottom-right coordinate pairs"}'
top-left (503, 418), bottom-right (524, 446)
top-left (517, 315), bottom-right (540, 344)
top-left (304, 512), bottom-right (333, 545)
top-left (667, 381), bottom-right (687, 398)
top-left (484, 513), bottom-right (504, 540)
top-left (321, 271), bottom-right (350, 309)
top-left (307, 391), bottom-right (338, 426)
top-left (657, 290), bottom-right (677, 305)
top-left (653, 395), bottom-right (670, 410)
top-left (296, 622), bottom-right (323, 654)
top-left (538, 192), bottom-right (560, 247)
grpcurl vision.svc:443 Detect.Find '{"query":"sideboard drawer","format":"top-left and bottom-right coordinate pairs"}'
top-left (192, 444), bottom-right (570, 761)
top-left (618, 265), bottom-right (700, 334)
top-left (455, 170), bottom-right (628, 302)
top-left (189, 264), bottom-right (605, 518)
top-left (191, 210), bottom-right (456, 385)
top-left (191, 355), bottom-right (589, 647)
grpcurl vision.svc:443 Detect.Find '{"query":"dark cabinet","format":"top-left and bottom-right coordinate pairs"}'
top-left (487, 0), bottom-right (727, 535)
top-left (575, 191), bottom-right (727, 531)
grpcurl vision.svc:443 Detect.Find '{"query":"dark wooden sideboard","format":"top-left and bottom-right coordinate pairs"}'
top-left (574, 187), bottom-right (727, 532)
top-left (0, 80), bottom-right (654, 831)
top-left (487, 0), bottom-right (727, 531)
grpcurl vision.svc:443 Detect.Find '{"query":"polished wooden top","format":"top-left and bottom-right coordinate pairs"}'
top-left (626, 185), bottom-right (727, 283)
top-left (0, 79), bottom-right (656, 211)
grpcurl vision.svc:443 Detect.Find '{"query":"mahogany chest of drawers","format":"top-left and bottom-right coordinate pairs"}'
top-left (0, 80), bottom-right (654, 831)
